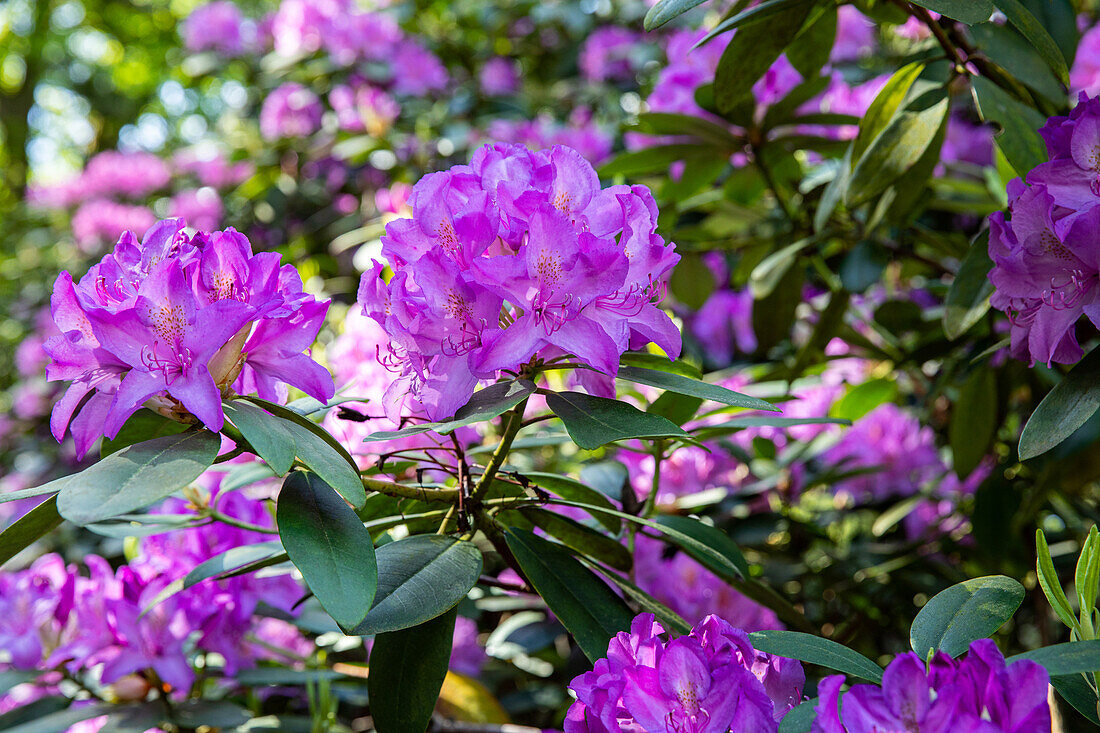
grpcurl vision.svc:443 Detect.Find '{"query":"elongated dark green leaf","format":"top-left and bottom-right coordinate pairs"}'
top-left (505, 528), bottom-right (634, 662)
top-left (617, 366), bottom-right (778, 412)
top-left (101, 409), bottom-right (189, 458)
top-left (847, 89), bottom-right (949, 205)
top-left (1, 703), bottom-right (113, 733)
top-left (243, 397), bottom-right (365, 508)
top-left (1008, 640), bottom-right (1100, 676)
top-left (519, 507), bottom-right (632, 571)
top-left (546, 392), bottom-right (688, 450)
top-left (691, 416), bottom-right (850, 441)
top-left (523, 472), bottom-right (620, 533)
top-left (368, 607), bottom-right (456, 733)
top-left (910, 575), bottom-right (1025, 658)
top-left (830, 380), bottom-right (897, 422)
top-left (365, 380), bottom-right (535, 440)
top-left (911, 0), bottom-right (992, 23)
top-left (944, 230), bottom-right (994, 340)
top-left (950, 369), bottom-right (998, 477)
top-left (0, 496), bottom-right (62, 568)
top-left (57, 430), bottom-right (221, 525)
top-left (352, 535), bottom-right (482, 635)
top-left (224, 400), bottom-right (297, 474)
top-left (620, 352), bottom-right (702, 379)
top-left (786, 3), bottom-right (836, 78)
top-left (1019, 347), bottom-right (1100, 460)
top-left (634, 112), bottom-right (740, 147)
top-left (644, 0), bottom-right (708, 29)
top-left (852, 62), bottom-right (925, 163)
top-left (993, 0), bottom-right (1069, 84)
top-left (970, 22), bottom-right (1065, 104)
top-left (277, 471), bottom-right (377, 632)
top-left (749, 630), bottom-right (884, 682)
top-left (169, 701), bottom-right (250, 729)
top-left (0, 697), bottom-right (71, 730)
top-left (1036, 529), bottom-right (1079, 632)
top-left (0, 482), bottom-right (62, 505)
top-left (589, 563), bottom-right (692, 635)
top-left (700, 0), bottom-right (814, 45)
top-left (599, 144), bottom-right (715, 176)
top-left (653, 515), bottom-right (749, 579)
top-left (184, 540), bottom-right (285, 587)
top-left (1051, 673), bottom-right (1100, 725)
top-left (713, 1), bottom-right (815, 113)
top-left (971, 76), bottom-right (1048, 178)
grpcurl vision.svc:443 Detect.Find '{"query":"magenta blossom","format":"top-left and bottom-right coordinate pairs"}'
top-left (987, 93), bottom-right (1100, 365)
top-left (44, 219), bottom-right (333, 457)
top-left (579, 27), bottom-right (643, 83)
top-left (813, 639), bottom-right (1050, 732)
top-left (330, 80), bottom-right (400, 135)
top-left (182, 1), bottom-right (247, 56)
top-left (480, 57), bottom-right (521, 96)
top-left (358, 143), bottom-right (680, 420)
top-left (260, 82), bottom-right (323, 140)
top-left (567, 613), bottom-right (804, 733)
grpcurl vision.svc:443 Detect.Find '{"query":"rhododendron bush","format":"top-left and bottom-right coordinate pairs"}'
top-left (8, 0), bottom-right (1100, 731)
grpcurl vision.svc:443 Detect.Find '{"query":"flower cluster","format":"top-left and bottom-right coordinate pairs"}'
top-left (0, 493), bottom-right (308, 697)
top-left (45, 219), bottom-right (334, 457)
top-left (988, 93), bottom-right (1100, 366)
top-left (813, 640), bottom-right (1051, 732)
top-left (358, 143), bottom-right (681, 420)
top-left (566, 613), bottom-right (804, 733)
top-left (579, 28), bottom-right (645, 83)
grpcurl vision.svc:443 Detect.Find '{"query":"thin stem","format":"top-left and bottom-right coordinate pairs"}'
top-left (470, 398), bottom-right (529, 503)
top-left (751, 143), bottom-right (795, 225)
top-left (207, 510), bottom-right (279, 534)
top-left (436, 504), bottom-right (457, 535)
top-left (641, 441), bottom-right (666, 519)
top-left (361, 476), bottom-right (459, 503)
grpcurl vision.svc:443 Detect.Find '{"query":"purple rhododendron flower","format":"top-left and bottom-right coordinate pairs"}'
top-left (579, 27), bottom-right (643, 83)
top-left (357, 143), bottom-right (680, 420)
top-left (182, 1), bottom-right (246, 56)
top-left (480, 57), bottom-right (520, 96)
top-left (389, 41), bottom-right (449, 96)
top-left (44, 218), bottom-right (334, 457)
top-left (71, 200), bottom-right (158, 252)
top-left (168, 188), bottom-right (224, 231)
top-left (813, 639), bottom-right (1050, 732)
top-left (260, 82), bottom-right (323, 140)
top-left (987, 93), bottom-right (1100, 366)
top-left (174, 146), bottom-right (253, 189)
top-left (566, 613), bottom-right (804, 733)
top-left (1072, 22), bottom-right (1100, 97)
top-left (330, 80), bottom-right (400, 135)
top-left (831, 6), bottom-right (876, 62)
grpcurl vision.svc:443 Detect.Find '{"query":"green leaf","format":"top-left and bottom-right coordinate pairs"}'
top-left (713, 1), bottom-right (815, 114)
top-left (749, 630), bottom-right (884, 682)
top-left (0, 484), bottom-right (62, 506)
top-left (352, 535), bottom-right (482, 635)
top-left (1077, 526), bottom-right (1100, 619)
top-left (522, 472), bottom-right (620, 533)
top-left (993, 0), bottom-right (1070, 84)
top-left (970, 22), bottom-right (1066, 104)
top-left (839, 240), bottom-right (889, 293)
top-left (1051, 673), bottom-right (1100, 725)
top-left (670, 252), bottom-right (717, 310)
top-left (184, 540), bottom-right (285, 588)
top-left (653, 515), bottom-right (749, 579)
top-left (910, 575), bottom-right (1025, 658)
top-left (852, 62), bottom-right (926, 163)
top-left (168, 701), bottom-right (250, 729)
top-left (911, 0), bottom-right (993, 23)
top-left (830, 379), bottom-right (897, 422)
top-left (1036, 529), bottom-right (1080, 632)
top-left (365, 380), bottom-right (536, 441)
top-left (971, 76), bottom-right (1048, 178)
top-left (617, 366), bottom-right (778, 412)
top-left (1008, 640), bottom-right (1100, 676)
top-left (944, 230), bottom-right (994, 340)
top-left (277, 471), bottom-right (378, 632)
top-left (599, 145), bottom-right (715, 177)
top-left (690, 416), bottom-right (850, 441)
top-left (644, 0), bottom-right (708, 30)
top-left (0, 496), bottom-right (63, 569)
top-left (779, 699), bottom-right (819, 733)
top-left (0, 703), bottom-right (112, 733)
top-left (847, 88), bottom-right (949, 205)
top-left (519, 507), bottom-right (632, 571)
top-left (57, 430), bottom-right (221, 526)
top-left (224, 400), bottom-right (297, 475)
top-left (504, 528), bottom-right (635, 662)
top-left (589, 564), bottom-right (692, 635)
top-left (1019, 346), bottom-right (1100, 460)
top-left (619, 353), bottom-right (702, 379)
top-left (546, 392), bottom-right (688, 450)
top-left (634, 112), bottom-right (740, 148)
top-left (787, 4), bottom-right (836, 78)
top-left (368, 607), bottom-right (456, 733)
top-left (0, 697), bottom-right (71, 730)
top-left (101, 409), bottom-right (189, 458)
top-left (950, 369), bottom-right (998, 478)
top-left (243, 397), bottom-right (366, 508)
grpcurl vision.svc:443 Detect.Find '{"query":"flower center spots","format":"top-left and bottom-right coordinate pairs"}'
top-left (553, 190), bottom-right (573, 213)
top-left (1040, 230), bottom-right (1076, 263)
top-left (210, 272), bottom-right (238, 302)
top-left (536, 252), bottom-right (563, 287)
top-left (437, 220), bottom-right (460, 257)
top-left (148, 303), bottom-right (188, 344)
top-left (675, 681), bottom-right (700, 712)
top-left (444, 289), bottom-right (472, 320)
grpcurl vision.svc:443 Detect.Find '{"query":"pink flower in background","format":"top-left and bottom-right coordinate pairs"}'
top-left (82, 151), bottom-right (171, 199)
top-left (71, 200), bottom-right (157, 252)
top-left (579, 27), bottom-right (642, 83)
top-left (182, 1), bottom-right (247, 56)
top-left (389, 41), bottom-right (449, 95)
top-left (174, 147), bottom-right (253, 188)
top-left (480, 57), bottom-right (520, 96)
top-left (832, 5), bottom-right (876, 61)
top-left (1071, 23), bottom-right (1100, 96)
top-left (260, 82), bottom-right (323, 140)
top-left (169, 188), bottom-right (224, 231)
top-left (330, 81), bottom-right (400, 135)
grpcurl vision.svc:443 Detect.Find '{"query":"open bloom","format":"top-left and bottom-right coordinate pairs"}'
top-left (988, 93), bottom-right (1100, 366)
top-left (566, 613), bottom-right (804, 733)
top-left (813, 639), bottom-right (1051, 732)
top-left (358, 143), bottom-right (680, 420)
top-left (44, 219), bottom-right (333, 457)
